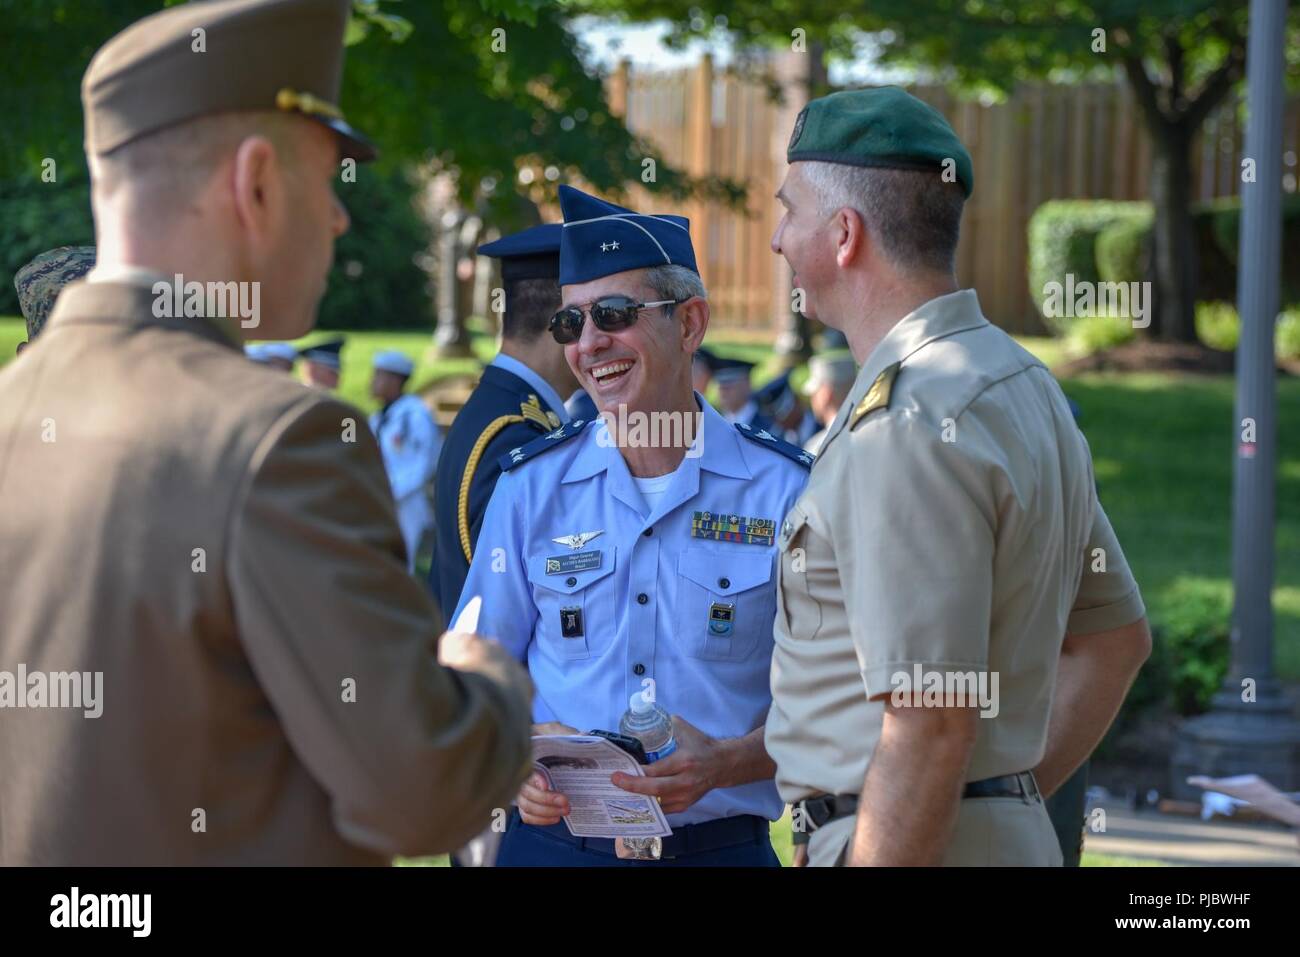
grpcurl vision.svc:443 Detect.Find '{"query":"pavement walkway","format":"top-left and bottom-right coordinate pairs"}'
top-left (1084, 801), bottom-right (1299, 866)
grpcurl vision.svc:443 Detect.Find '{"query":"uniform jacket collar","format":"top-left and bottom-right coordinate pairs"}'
top-left (560, 393), bottom-right (749, 523)
top-left (478, 362), bottom-right (564, 422)
top-left (487, 353), bottom-right (569, 423)
top-left (46, 279), bottom-right (244, 350)
top-left (819, 288), bottom-right (988, 454)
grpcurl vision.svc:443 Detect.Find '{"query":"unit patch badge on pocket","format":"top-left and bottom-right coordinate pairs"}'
top-left (708, 602), bottom-right (735, 637)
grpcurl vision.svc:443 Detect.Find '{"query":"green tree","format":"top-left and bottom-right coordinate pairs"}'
top-left (581, 0), bottom-right (1300, 343)
top-left (0, 0), bottom-right (737, 219)
top-left (0, 1), bottom-right (741, 320)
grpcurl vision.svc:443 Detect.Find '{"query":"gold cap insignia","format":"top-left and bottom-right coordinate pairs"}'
top-left (276, 87), bottom-right (343, 121)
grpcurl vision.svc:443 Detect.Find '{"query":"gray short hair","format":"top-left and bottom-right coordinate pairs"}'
top-left (800, 161), bottom-right (965, 275)
top-left (641, 264), bottom-right (707, 304)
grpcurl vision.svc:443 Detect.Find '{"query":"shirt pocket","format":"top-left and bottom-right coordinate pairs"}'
top-left (526, 547), bottom-right (618, 660)
top-left (675, 547), bottom-right (776, 661)
top-left (777, 504), bottom-right (822, 641)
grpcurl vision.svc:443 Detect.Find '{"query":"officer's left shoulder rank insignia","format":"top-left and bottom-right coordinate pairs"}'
top-left (499, 417), bottom-right (590, 472)
top-left (734, 422), bottom-right (814, 469)
top-left (850, 361), bottom-right (901, 430)
top-left (691, 510), bottom-right (776, 546)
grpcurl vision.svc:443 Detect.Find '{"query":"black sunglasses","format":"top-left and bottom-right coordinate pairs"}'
top-left (549, 295), bottom-right (683, 345)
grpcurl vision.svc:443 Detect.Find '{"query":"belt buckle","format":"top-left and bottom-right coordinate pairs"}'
top-left (797, 795), bottom-right (832, 834)
top-left (1018, 772), bottom-right (1040, 805)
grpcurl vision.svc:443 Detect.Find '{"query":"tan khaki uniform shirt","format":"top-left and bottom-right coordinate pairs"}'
top-left (0, 281), bottom-right (532, 865)
top-left (766, 290), bottom-right (1145, 865)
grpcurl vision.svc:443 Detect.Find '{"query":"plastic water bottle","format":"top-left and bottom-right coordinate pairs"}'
top-left (619, 689), bottom-right (676, 762)
top-left (617, 689), bottom-right (675, 860)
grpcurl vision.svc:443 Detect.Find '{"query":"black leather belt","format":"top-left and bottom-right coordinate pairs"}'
top-left (797, 771), bottom-right (1042, 832)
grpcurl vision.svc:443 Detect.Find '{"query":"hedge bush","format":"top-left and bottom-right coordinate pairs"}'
top-left (1030, 195), bottom-right (1300, 329)
top-left (1195, 301), bottom-right (1300, 359)
top-left (1095, 215), bottom-right (1152, 287)
top-left (0, 164), bottom-right (433, 331)
top-left (1070, 314), bottom-right (1136, 354)
top-left (1027, 201), bottom-right (1151, 336)
top-left (1156, 581), bottom-right (1232, 716)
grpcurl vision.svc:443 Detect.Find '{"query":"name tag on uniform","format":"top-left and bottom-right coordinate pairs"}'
top-left (560, 606), bottom-right (584, 638)
top-left (708, 602), bottom-right (735, 637)
top-left (690, 511), bottom-right (776, 546)
top-left (545, 550), bottom-right (602, 575)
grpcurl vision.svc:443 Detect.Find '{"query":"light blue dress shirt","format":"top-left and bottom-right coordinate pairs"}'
top-left (489, 353), bottom-right (571, 425)
top-left (454, 396), bottom-right (809, 826)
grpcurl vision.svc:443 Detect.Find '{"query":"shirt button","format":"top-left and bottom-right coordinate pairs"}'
top-left (637, 593), bottom-right (649, 605)
top-left (633, 663), bottom-right (646, 676)
top-left (718, 577), bottom-right (730, 589)
top-left (566, 577), bottom-right (577, 587)
top-left (643, 527), bottom-right (653, 537)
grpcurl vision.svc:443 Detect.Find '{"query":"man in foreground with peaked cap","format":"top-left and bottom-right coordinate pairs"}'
top-left (0, 0), bottom-right (532, 865)
top-left (454, 184), bottom-right (811, 866)
top-left (766, 86), bottom-right (1151, 865)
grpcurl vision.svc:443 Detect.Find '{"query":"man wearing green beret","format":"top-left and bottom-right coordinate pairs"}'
top-left (0, 0), bottom-right (532, 866)
top-left (765, 86), bottom-right (1152, 866)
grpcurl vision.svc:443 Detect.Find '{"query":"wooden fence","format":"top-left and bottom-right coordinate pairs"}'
top-left (608, 55), bottom-right (1300, 335)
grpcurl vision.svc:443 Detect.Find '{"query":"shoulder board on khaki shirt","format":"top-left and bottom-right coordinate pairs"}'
top-left (850, 361), bottom-right (901, 430)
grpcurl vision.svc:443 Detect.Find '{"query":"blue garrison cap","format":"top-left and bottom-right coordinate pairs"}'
top-left (479, 223), bottom-right (562, 282)
top-left (299, 337), bottom-right (344, 370)
top-left (558, 184), bottom-right (697, 286)
top-left (755, 370), bottom-right (798, 418)
top-left (372, 349), bottom-right (414, 377)
top-left (710, 355), bottom-right (756, 385)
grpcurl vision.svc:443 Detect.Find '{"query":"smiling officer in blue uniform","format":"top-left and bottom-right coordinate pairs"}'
top-left (429, 223), bottom-right (579, 612)
top-left (454, 184), bottom-right (810, 866)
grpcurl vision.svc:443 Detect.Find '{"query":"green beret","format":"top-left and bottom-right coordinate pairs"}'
top-left (787, 86), bottom-right (973, 198)
top-left (14, 246), bottom-right (97, 340)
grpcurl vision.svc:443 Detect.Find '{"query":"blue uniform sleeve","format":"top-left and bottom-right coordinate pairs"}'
top-left (450, 468), bottom-right (538, 663)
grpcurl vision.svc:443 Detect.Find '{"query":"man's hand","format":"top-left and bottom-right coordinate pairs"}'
top-left (792, 843), bottom-right (809, 867)
top-left (609, 716), bottom-right (735, 815)
top-left (517, 771), bottom-right (570, 826)
top-left (436, 630), bottom-right (532, 707)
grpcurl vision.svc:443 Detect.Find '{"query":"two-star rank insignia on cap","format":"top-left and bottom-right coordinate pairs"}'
top-left (734, 422), bottom-right (815, 469)
top-left (499, 418), bottom-right (591, 472)
top-left (850, 361), bottom-right (901, 430)
top-left (690, 511), bottom-right (777, 546)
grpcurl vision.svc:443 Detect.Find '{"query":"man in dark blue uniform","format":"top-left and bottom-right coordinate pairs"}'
top-left (711, 356), bottom-right (775, 434)
top-left (429, 223), bottom-right (579, 612)
top-left (754, 370), bottom-right (820, 447)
